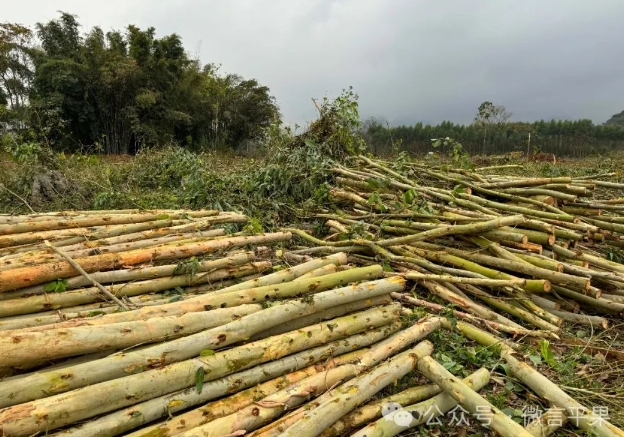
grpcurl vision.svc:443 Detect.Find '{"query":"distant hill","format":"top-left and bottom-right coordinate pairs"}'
top-left (605, 110), bottom-right (624, 127)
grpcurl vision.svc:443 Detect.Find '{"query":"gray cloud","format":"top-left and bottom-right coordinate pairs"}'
top-left (5, 0), bottom-right (624, 126)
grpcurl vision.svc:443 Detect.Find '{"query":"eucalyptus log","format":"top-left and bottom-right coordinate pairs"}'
top-left (0, 232), bottom-right (292, 292)
top-left (6, 253), bottom-right (352, 332)
top-left (0, 305), bottom-right (399, 436)
top-left (0, 304), bottom-right (264, 367)
top-left (417, 355), bottom-right (534, 437)
top-left (52, 328), bottom-right (397, 437)
top-left (185, 340), bottom-right (436, 437)
top-left (0, 272), bottom-right (391, 406)
top-left (0, 262), bottom-right (270, 317)
top-left (350, 368), bottom-right (491, 437)
top-left (0, 250), bottom-right (256, 300)
top-left (502, 350), bottom-right (624, 437)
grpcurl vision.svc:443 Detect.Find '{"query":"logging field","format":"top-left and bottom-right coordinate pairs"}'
top-left (2, 104), bottom-right (624, 436)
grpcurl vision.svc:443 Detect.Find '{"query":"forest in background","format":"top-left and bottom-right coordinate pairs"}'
top-left (362, 103), bottom-right (624, 158)
top-left (0, 12), bottom-right (280, 155)
top-left (2, 12), bottom-right (624, 158)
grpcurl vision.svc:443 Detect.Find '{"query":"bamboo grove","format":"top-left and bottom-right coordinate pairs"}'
top-left (0, 13), bottom-right (279, 154)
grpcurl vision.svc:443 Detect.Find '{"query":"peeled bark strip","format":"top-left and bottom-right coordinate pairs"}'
top-left (0, 276), bottom-right (393, 407)
top-left (350, 368), bottom-right (491, 437)
top-left (0, 305), bottom-right (399, 436)
top-left (0, 232), bottom-right (292, 293)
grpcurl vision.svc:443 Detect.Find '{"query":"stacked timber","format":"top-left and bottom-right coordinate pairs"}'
top-left (0, 198), bottom-right (623, 436)
top-left (287, 157), bottom-right (624, 337)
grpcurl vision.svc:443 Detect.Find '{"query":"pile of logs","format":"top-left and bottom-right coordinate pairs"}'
top-left (287, 157), bottom-right (624, 338)
top-left (0, 197), bottom-right (623, 435)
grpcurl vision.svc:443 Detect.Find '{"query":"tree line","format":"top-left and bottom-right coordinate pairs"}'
top-left (362, 102), bottom-right (624, 158)
top-left (3, 13), bottom-right (624, 158)
top-left (0, 13), bottom-right (280, 154)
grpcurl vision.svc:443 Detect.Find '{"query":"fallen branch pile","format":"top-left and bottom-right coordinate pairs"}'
top-left (1, 186), bottom-right (624, 435)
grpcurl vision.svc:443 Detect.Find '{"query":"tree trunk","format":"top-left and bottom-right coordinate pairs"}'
top-left (0, 232), bottom-right (292, 292)
top-left (0, 305), bottom-right (399, 436)
top-left (350, 368), bottom-right (491, 437)
top-left (0, 272), bottom-right (389, 406)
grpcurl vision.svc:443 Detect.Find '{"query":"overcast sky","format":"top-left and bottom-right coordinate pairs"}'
top-left (4, 0), bottom-right (624, 127)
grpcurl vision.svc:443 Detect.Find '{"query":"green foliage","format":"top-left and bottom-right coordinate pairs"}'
top-left (606, 248), bottom-right (624, 265)
top-left (539, 340), bottom-right (556, 367)
top-left (431, 136), bottom-right (469, 167)
top-left (43, 279), bottom-right (68, 293)
top-left (128, 146), bottom-right (204, 189)
top-left (605, 109), bottom-right (624, 128)
top-left (195, 367), bottom-right (205, 394)
top-left (243, 218), bottom-right (264, 235)
top-left (173, 257), bottom-right (200, 281)
top-left (364, 117), bottom-right (624, 158)
top-left (3, 140), bottom-right (43, 164)
top-left (2, 12), bottom-right (280, 155)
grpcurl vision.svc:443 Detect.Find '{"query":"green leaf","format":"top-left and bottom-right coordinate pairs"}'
top-left (43, 279), bottom-right (68, 293)
top-left (576, 330), bottom-right (587, 338)
top-left (381, 260), bottom-right (394, 273)
top-left (499, 363), bottom-right (511, 376)
top-left (200, 349), bottom-right (215, 357)
top-left (502, 407), bottom-right (515, 417)
top-left (195, 367), bottom-right (205, 394)
top-left (402, 189), bottom-right (417, 205)
top-left (539, 340), bottom-right (556, 367)
top-left (528, 354), bottom-right (542, 365)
